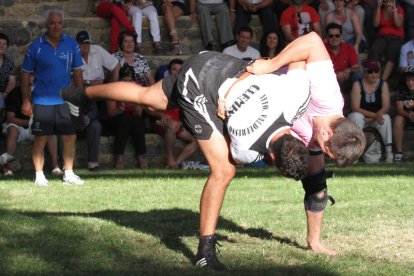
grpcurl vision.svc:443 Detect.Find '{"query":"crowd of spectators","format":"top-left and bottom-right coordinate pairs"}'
top-left (1, 0), bottom-right (414, 181)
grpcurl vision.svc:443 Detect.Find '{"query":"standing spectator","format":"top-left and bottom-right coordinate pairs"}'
top-left (325, 0), bottom-right (366, 53)
top-left (21, 9), bottom-right (84, 186)
top-left (259, 29), bottom-right (285, 58)
top-left (368, 0), bottom-right (404, 81)
top-left (96, 0), bottom-right (136, 53)
top-left (150, 59), bottom-right (199, 168)
top-left (77, 30), bottom-right (121, 170)
top-left (392, 66), bottom-right (414, 161)
top-left (348, 59), bottom-right (393, 162)
top-left (162, 0), bottom-right (186, 55)
top-left (223, 26), bottom-right (260, 60)
top-left (233, 0), bottom-right (276, 35)
top-left (280, 0), bottom-right (322, 43)
top-left (399, 24), bottom-right (414, 71)
top-left (105, 30), bottom-right (150, 169)
top-left (1, 80), bottom-right (62, 176)
top-left (125, 0), bottom-right (162, 53)
top-left (189, 0), bottom-right (235, 51)
top-left (324, 23), bottom-right (361, 98)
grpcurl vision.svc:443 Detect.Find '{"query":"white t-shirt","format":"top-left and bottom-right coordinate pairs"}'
top-left (291, 60), bottom-right (344, 149)
top-left (222, 69), bottom-right (311, 164)
top-left (81, 44), bottom-right (119, 82)
top-left (223, 44), bottom-right (261, 60)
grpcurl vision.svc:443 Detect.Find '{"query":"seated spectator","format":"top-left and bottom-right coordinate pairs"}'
top-left (96, 0), bottom-right (136, 53)
top-left (259, 29), bottom-right (285, 58)
top-left (325, 0), bottom-right (366, 53)
top-left (162, 0), bottom-right (186, 55)
top-left (0, 33), bottom-right (15, 109)
top-left (125, 0), bottom-right (161, 53)
top-left (104, 30), bottom-right (151, 169)
top-left (76, 31), bottom-right (119, 170)
top-left (1, 80), bottom-right (62, 176)
top-left (368, 0), bottom-right (404, 81)
top-left (189, 0), bottom-right (235, 51)
top-left (280, 0), bottom-right (322, 43)
top-left (233, 0), bottom-right (276, 35)
top-left (392, 66), bottom-right (414, 161)
top-left (150, 59), bottom-right (199, 168)
top-left (324, 23), bottom-right (361, 100)
top-left (348, 59), bottom-right (393, 162)
top-left (222, 26), bottom-right (260, 59)
top-left (399, 24), bottom-right (414, 72)
top-left (400, 0), bottom-right (414, 40)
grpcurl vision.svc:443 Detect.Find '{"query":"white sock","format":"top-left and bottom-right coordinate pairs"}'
top-left (35, 171), bottom-right (46, 179)
top-left (64, 170), bottom-right (74, 177)
top-left (386, 145), bottom-right (393, 153)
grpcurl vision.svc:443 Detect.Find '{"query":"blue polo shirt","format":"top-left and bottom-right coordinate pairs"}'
top-left (21, 33), bottom-right (83, 105)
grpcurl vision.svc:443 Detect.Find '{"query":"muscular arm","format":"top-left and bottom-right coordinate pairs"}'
top-left (20, 71), bottom-right (32, 116)
top-left (246, 32), bottom-right (330, 75)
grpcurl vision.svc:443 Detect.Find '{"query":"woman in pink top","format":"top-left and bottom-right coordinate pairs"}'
top-left (368, 0), bottom-right (404, 80)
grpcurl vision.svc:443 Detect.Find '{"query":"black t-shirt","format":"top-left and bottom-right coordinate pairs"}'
top-left (5, 86), bottom-right (30, 120)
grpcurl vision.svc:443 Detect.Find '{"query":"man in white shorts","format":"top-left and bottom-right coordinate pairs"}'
top-left (62, 32), bottom-right (365, 270)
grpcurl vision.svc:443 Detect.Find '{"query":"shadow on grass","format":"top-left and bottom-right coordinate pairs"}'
top-left (19, 208), bottom-right (307, 262)
top-left (0, 208), bottom-right (340, 275)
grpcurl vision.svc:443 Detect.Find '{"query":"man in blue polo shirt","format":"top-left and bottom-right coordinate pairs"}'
top-left (21, 8), bottom-right (85, 186)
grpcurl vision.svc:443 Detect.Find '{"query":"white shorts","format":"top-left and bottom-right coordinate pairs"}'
top-left (2, 123), bottom-right (34, 142)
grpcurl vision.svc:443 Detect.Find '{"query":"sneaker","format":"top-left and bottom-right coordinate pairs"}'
top-left (62, 173), bottom-right (84, 185)
top-left (195, 235), bottom-right (226, 271)
top-left (394, 153), bottom-right (403, 162)
top-left (60, 86), bottom-right (89, 116)
top-left (0, 153), bottom-right (15, 165)
top-left (193, 161), bottom-right (210, 171)
top-left (51, 167), bottom-right (64, 175)
top-left (385, 153), bottom-right (393, 163)
top-left (180, 161), bottom-right (193, 170)
top-left (3, 169), bottom-right (14, 177)
top-left (34, 177), bottom-right (49, 187)
top-left (88, 162), bottom-right (100, 171)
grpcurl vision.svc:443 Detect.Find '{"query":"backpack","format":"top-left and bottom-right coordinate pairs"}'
top-left (362, 127), bottom-right (385, 163)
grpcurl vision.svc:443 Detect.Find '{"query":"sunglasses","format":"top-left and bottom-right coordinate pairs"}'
top-left (328, 34), bottom-right (341, 38)
top-left (366, 69), bottom-right (380, 74)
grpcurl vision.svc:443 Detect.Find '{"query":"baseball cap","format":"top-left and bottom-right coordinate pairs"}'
top-left (363, 59), bottom-right (380, 71)
top-left (404, 65), bottom-right (414, 76)
top-left (76, 31), bottom-right (92, 43)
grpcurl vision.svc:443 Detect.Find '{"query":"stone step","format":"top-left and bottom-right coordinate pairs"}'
top-left (9, 134), bottom-right (206, 172)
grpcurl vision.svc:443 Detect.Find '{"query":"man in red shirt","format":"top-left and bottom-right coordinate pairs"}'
top-left (280, 0), bottom-right (322, 43)
top-left (324, 23), bottom-right (361, 114)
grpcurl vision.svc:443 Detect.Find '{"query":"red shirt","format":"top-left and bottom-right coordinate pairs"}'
top-left (280, 5), bottom-right (320, 38)
top-left (324, 41), bottom-right (358, 73)
top-left (378, 7), bottom-right (404, 39)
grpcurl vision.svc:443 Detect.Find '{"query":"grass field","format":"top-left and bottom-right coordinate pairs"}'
top-left (1, 163), bottom-right (413, 275)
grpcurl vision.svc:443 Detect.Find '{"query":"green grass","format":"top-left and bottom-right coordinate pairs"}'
top-left (1, 164), bottom-right (413, 275)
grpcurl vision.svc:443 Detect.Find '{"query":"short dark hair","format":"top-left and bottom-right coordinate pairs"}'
top-left (272, 134), bottom-right (309, 180)
top-left (118, 30), bottom-right (137, 50)
top-left (168, 58), bottom-right (184, 72)
top-left (326, 118), bottom-right (366, 167)
top-left (238, 26), bottom-right (253, 37)
top-left (0, 33), bottom-right (10, 45)
top-left (325, 22), bottom-right (342, 35)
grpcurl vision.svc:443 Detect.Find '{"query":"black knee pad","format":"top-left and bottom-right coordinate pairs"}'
top-left (302, 169), bottom-right (335, 212)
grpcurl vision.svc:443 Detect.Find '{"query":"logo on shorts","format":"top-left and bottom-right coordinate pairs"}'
top-left (194, 125), bottom-right (202, 134)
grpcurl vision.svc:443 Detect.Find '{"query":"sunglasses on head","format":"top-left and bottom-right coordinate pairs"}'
top-left (328, 34), bottom-right (340, 38)
top-left (367, 69), bottom-right (379, 74)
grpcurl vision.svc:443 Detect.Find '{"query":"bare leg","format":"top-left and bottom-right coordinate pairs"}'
top-left (306, 210), bottom-right (338, 255)
top-left (393, 115), bottom-right (405, 153)
top-left (85, 81), bottom-right (168, 111)
top-left (61, 134), bottom-right (76, 171)
top-left (175, 129), bottom-right (198, 165)
top-left (47, 135), bottom-right (60, 169)
top-left (5, 126), bottom-right (19, 156)
top-left (197, 132), bottom-right (236, 236)
top-left (32, 136), bottom-right (48, 172)
top-left (382, 61), bottom-right (394, 81)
